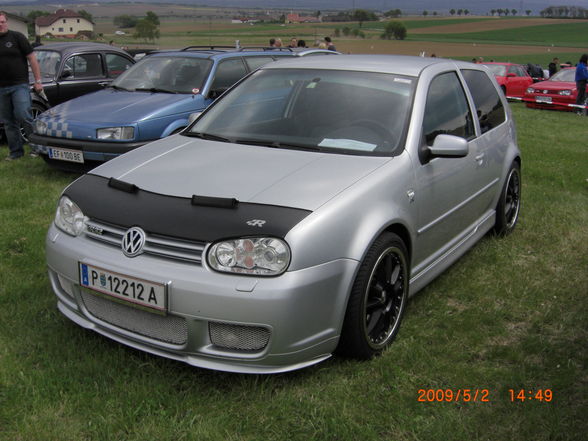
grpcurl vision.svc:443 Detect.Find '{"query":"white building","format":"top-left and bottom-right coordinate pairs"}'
top-left (35, 9), bottom-right (93, 38)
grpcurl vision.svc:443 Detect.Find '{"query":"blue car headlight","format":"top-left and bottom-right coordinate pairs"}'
top-left (54, 196), bottom-right (86, 236)
top-left (97, 127), bottom-right (135, 140)
top-left (208, 238), bottom-right (290, 276)
top-left (34, 119), bottom-right (48, 135)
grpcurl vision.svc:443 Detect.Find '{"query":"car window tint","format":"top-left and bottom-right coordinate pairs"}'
top-left (105, 53), bottom-right (132, 78)
top-left (210, 58), bottom-right (248, 92)
top-left (244, 56), bottom-right (275, 71)
top-left (423, 72), bottom-right (475, 146)
top-left (64, 53), bottom-right (104, 78)
top-left (461, 69), bottom-right (506, 134)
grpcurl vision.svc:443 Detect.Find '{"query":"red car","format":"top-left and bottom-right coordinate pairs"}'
top-left (524, 68), bottom-right (587, 112)
top-left (483, 62), bottom-right (534, 99)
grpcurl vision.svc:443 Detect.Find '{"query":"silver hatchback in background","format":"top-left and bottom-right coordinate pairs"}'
top-left (46, 55), bottom-right (521, 373)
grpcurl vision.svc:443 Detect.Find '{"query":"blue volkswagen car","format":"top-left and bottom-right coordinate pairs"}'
top-left (30, 46), bottom-right (336, 170)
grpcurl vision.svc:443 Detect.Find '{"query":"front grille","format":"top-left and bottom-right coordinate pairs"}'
top-left (81, 291), bottom-right (188, 345)
top-left (84, 219), bottom-right (206, 264)
top-left (209, 322), bottom-right (270, 352)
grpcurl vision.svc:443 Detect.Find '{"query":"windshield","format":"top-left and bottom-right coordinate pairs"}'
top-left (34, 50), bottom-right (61, 78)
top-left (549, 69), bottom-right (574, 82)
top-left (112, 56), bottom-right (212, 93)
top-left (484, 64), bottom-right (507, 77)
top-left (189, 68), bottom-right (415, 155)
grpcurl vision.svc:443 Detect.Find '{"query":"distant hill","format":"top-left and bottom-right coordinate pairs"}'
top-left (0, 0), bottom-right (583, 15)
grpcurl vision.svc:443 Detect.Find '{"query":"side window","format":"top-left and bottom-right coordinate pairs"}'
top-left (105, 54), bottom-right (133, 78)
top-left (64, 54), bottom-right (103, 78)
top-left (244, 56), bottom-right (275, 71)
top-left (423, 72), bottom-right (475, 146)
top-left (210, 58), bottom-right (248, 93)
top-left (461, 69), bottom-right (506, 134)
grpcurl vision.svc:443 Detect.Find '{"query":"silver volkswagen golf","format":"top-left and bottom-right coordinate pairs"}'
top-left (46, 55), bottom-right (521, 373)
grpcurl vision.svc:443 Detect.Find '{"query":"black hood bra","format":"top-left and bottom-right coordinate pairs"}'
top-left (65, 174), bottom-right (311, 242)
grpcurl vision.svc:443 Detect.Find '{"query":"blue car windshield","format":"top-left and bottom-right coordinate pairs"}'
top-left (190, 68), bottom-right (415, 155)
top-left (112, 56), bottom-right (212, 94)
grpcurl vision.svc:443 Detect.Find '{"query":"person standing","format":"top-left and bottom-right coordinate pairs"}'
top-left (575, 54), bottom-right (588, 111)
top-left (548, 57), bottom-right (559, 77)
top-left (0, 11), bottom-right (43, 160)
top-left (324, 36), bottom-right (336, 51)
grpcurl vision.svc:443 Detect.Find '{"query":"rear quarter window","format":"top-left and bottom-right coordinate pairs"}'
top-left (461, 69), bottom-right (506, 134)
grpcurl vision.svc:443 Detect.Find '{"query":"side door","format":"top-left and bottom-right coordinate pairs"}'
top-left (412, 71), bottom-right (480, 267)
top-left (55, 52), bottom-right (106, 104)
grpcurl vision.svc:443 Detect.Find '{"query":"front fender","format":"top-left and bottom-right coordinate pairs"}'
top-left (161, 119), bottom-right (189, 137)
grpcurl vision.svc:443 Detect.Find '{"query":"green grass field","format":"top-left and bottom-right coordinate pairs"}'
top-left (0, 103), bottom-right (586, 440)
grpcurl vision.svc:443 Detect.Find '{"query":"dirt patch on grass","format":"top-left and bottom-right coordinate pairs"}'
top-left (411, 18), bottom-right (587, 34)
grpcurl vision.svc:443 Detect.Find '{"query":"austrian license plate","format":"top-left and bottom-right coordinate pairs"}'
top-left (79, 263), bottom-right (167, 313)
top-left (48, 147), bottom-right (84, 163)
top-left (536, 96), bottom-right (552, 104)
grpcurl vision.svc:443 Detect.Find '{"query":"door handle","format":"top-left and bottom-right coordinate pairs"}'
top-left (475, 153), bottom-right (485, 165)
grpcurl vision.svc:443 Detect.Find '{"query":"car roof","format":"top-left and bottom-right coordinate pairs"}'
top-left (143, 46), bottom-right (338, 61)
top-left (482, 62), bottom-right (519, 66)
top-left (35, 42), bottom-right (131, 57)
top-left (259, 54), bottom-right (467, 77)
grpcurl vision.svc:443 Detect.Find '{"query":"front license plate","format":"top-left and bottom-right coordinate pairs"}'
top-left (536, 96), bottom-right (552, 104)
top-left (79, 263), bottom-right (166, 313)
top-left (48, 147), bottom-right (84, 163)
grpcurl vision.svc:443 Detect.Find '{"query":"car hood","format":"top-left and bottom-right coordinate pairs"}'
top-left (529, 80), bottom-right (575, 90)
top-left (91, 135), bottom-right (391, 211)
top-left (44, 90), bottom-right (204, 124)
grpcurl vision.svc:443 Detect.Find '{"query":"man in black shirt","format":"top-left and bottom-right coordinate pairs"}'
top-left (0, 11), bottom-right (43, 160)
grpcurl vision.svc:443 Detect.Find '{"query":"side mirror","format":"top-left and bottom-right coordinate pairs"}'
top-left (208, 87), bottom-right (228, 100)
top-left (60, 69), bottom-right (73, 80)
top-left (428, 134), bottom-right (469, 158)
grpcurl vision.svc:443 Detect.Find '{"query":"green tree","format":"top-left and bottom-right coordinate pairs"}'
top-left (450, 9), bottom-right (456, 16)
top-left (114, 15), bottom-right (138, 28)
top-left (133, 18), bottom-right (159, 42)
top-left (27, 10), bottom-right (49, 35)
top-left (352, 9), bottom-right (376, 27)
top-left (464, 9), bottom-right (469, 16)
top-left (526, 9), bottom-right (532, 16)
top-left (381, 21), bottom-right (407, 40)
top-left (384, 9), bottom-right (402, 18)
top-left (422, 10), bottom-right (428, 17)
top-left (145, 11), bottom-right (160, 25)
top-left (77, 10), bottom-right (93, 23)
top-left (334, 27), bottom-right (340, 37)
top-left (512, 9), bottom-right (517, 15)
top-left (342, 26), bottom-right (351, 36)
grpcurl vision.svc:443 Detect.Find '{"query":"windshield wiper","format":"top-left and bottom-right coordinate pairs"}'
top-left (235, 139), bottom-right (321, 151)
top-left (108, 84), bottom-right (129, 91)
top-left (184, 131), bottom-right (232, 143)
top-left (134, 87), bottom-right (178, 94)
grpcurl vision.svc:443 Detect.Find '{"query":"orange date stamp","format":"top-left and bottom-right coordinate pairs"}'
top-left (417, 388), bottom-right (554, 403)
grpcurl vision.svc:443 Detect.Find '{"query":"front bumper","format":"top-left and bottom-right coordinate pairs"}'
top-left (46, 223), bottom-right (358, 373)
top-left (29, 133), bottom-right (150, 162)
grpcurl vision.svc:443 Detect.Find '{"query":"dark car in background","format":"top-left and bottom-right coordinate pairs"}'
top-left (1, 42), bottom-right (134, 141)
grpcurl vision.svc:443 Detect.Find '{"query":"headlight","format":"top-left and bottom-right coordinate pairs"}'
top-left (558, 90), bottom-right (572, 96)
top-left (54, 196), bottom-right (86, 236)
top-left (96, 127), bottom-right (134, 140)
top-left (208, 238), bottom-right (290, 276)
top-left (34, 119), bottom-right (47, 135)
top-left (526, 87), bottom-right (535, 94)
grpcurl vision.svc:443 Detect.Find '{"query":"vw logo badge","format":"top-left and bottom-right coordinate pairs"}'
top-left (121, 227), bottom-right (146, 257)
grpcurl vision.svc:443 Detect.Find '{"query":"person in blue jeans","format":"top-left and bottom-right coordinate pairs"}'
top-left (575, 54), bottom-right (588, 113)
top-left (0, 11), bottom-right (43, 160)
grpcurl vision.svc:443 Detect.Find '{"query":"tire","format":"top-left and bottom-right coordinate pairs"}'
top-left (338, 232), bottom-right (409, 359)
top-left (21, 102), bottom-right (47, 142)
top-left (494, 161), bottom-right (521, 235)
